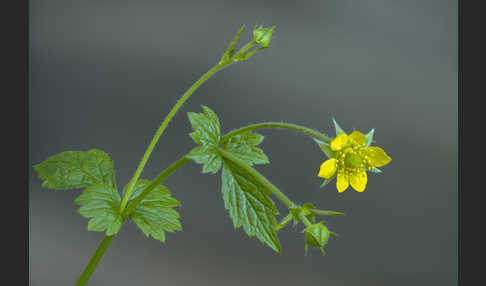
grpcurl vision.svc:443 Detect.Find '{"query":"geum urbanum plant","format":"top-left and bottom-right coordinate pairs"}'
top-left (33, 24), bottom-right (391, 285)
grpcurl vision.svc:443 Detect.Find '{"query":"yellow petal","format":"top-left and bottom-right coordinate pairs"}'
top-left (330, 134), bottom-right (348, 151)
top-left (350, 169), bottom-right (367, 192)
top-left (348, 130), bottom-right (366, 146)
top-left (318, 159), bottom-right (338, 179)
top-left (366, 146), bottom-right (392, 167)
top-left (336, 173), bottom-right (349, 193)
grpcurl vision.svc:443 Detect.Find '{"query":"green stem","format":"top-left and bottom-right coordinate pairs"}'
top-left (221, 122), bottom-right (331, 144)
top-left (299, 215), bottom-right (313, 227)
top-left (218, 148), bottom-right (296, 208)
top-left (122, 157), bottom-right (190, 218)
top-left (119, 63), bottom-right (226, 213)
top-left (75, 236), bottom-right (114, 286)
top-left (76, 155), bottom-right (190, 286)
top-left (311, 209), bottom-right (345, 216)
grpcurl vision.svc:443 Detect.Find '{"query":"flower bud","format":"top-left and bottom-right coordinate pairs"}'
top-left (253, 24), bottom-right (276, 48)
top-left (303, 222), bottom-right (331, 254)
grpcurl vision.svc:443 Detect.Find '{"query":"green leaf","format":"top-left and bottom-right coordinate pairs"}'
top-left (74, 184), bottom-right (123, 236)
top-left (187, 106), bottom-right (221, 146)
top-left (185, 146), bottom-right (222, 174)
top-left (124, 179), bottom-right (182, 243)
top-left (365, 128), bottom-right (375, 147)
top-left (332, 118), bottom-right (346, 136)
top-left (221, 159), bottom-right (281, 253)
top-left (186, 106), bottom-right (224, 173)
top-left (222, 131), bottom-right (269, 166)
top-left (33, 149), bottom-right (116, 190)
top-left (313, 138), bottom-right (336, 159)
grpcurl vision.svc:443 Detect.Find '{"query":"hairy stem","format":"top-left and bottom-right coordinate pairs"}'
top-left (221, 122), bottom-right (331, 144)
top-left (119, 63), bottom-right (226, 213)
top-left (218, 148), bottom-right (296, 208)
top-left (76, 155), bottom-right (190, 286)
top-left (122, 157), bottom-right (190, 218)
top-left (75, 236), bottom-right (114, 286)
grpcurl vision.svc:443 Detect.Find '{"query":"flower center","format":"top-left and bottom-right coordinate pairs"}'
top-left (344, 153), bottom-right (362, 168)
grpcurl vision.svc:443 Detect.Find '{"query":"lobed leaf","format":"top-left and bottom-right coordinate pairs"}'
top-left (222, 131), bottom-right (269, 166)
top-left (187, 106), bottom-right (221, 146)
top-left (186, 106), bottom-right (270, 174)
top-left (33, 149), bottom-right (116, 190)
top-left (74, 184), bottom-right (122, 236)
top-left (124, 180), bottom-right (182, 243)
top-left (221, 159), bottom-right (281, 253)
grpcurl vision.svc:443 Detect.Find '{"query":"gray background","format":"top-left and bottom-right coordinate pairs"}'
top-left (29, 0), bottom-right (457, 285)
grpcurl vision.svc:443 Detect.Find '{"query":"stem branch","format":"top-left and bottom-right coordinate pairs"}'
top-left (119, 63), bottom-right (225, 213)
top-left (221, 122), bottom-right (331, 143)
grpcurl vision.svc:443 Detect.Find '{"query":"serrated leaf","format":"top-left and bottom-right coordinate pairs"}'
top-left (124, 179), bottom-right (182, 243)
top-left (221, 159), bottom-right (281, 253)
top-left (332, 118), bottom-right (346, 136)
top-left (185, 146), bottom-right (222, 174)
top-left (222, 131), bottom-right (269, 166)
top-left (186, 106), bottom-right (224, 173)
top-left (365, 128), bottom-right (375, 147)
top-left (313, 138), bottom-right (336, 159)
top-left (187, 106), bottom-right (221, 146)
top-left (74, 184), bottom-right (122, 235)
top-left (33, 149), bottom-right (116, 190)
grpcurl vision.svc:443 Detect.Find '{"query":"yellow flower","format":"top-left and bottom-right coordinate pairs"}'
top-left (317, 130), bottom-right (391, 193)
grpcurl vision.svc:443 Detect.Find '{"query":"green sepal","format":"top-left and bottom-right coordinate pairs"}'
top-left (33, 149), bottom-right (116, 190)
top-left (331, 118), bottom-right (347, 136)
top-left (365, 128), bottom-right (375, 147)
top-left (124, 179), bottom-right (182, 243)
top-left (313, 138), bottom-right (336, 159)
top-left (368, 167), bottom-right (382, 174)
top-left (253, 24), bottom-right (276, 48)
top-left (74, 184), bottom-right (123, 236)
top-left (221, 158), bottom-right (281, 253)
top-left (320, 176), bottom-right (335, 189)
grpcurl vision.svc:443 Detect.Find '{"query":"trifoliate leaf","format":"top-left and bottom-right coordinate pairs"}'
top-left (74, 184), bottom-right (122, 235)
top-left (332, 118), bottom-right (346, 136)
top-left (185, 146), bottom-right (222, 174)
top-left (365, 128), bottom-right (375, 147)
top-left (124, 179), bottom-right (182, 243)
top-left (313, 138), bottom-right (336, 159)
top-left (33, 149), bottom-right (116, 190)
top-left (222, 131), bottom-right (269, 166)
top-left (221, 159), bottom-right (281, 253)
top-left (187, 106), bottom-right (221, 146)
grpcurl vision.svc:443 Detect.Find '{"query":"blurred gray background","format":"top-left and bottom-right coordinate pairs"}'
top-left (29, 0), bottom-right (457, 285)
